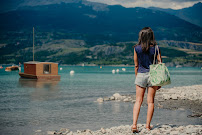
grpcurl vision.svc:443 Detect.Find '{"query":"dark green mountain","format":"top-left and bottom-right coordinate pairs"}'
top-left (0, 1), bottom-right (201, 42)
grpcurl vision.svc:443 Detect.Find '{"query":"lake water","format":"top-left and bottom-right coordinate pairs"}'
top-left (0, 66), bottom-right (202, 134)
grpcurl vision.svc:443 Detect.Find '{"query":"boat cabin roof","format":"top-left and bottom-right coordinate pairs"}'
top-left (24, 61), bottom-right (58, 64)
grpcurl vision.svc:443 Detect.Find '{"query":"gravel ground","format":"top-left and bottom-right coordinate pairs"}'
top-left (37, 124), bottom-right (202, 135)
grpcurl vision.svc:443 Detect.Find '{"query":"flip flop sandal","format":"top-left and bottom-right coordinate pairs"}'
top-left (146, 125), bottom-right (153, 131)
top-left (131, 126), bottom-right (139, 133)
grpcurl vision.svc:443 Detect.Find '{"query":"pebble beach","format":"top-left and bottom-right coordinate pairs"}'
top-left (42, 124), bottom-right (202, 135)
top-left (37, 85), bottom-right (202, 135)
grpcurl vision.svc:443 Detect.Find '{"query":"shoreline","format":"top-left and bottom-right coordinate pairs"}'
top-left (58, 64), bottom-right (202, 67)
top-left (1, 63), bottom-right (202, 68)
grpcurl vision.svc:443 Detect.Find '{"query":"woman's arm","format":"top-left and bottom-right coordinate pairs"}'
top-left (157, 47), bottom-right (162, 63)
top-left (134, 48), bottom-right (138, 77)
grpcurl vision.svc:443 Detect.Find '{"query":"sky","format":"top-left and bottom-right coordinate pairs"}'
top-left (87, 0), bottom-right (202, 9)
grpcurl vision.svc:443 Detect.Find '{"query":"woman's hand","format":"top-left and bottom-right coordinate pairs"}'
top-left (134, 48), bottom-right (138, 76)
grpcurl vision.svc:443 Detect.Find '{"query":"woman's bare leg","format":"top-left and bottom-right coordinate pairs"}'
top-left (146, 86), bottom-right (158, 130)
top-left (133, 85), bottom-right (146, 127)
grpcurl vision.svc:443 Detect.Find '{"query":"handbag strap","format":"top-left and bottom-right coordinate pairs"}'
top-left (153, 45), bottom-right (162, 64)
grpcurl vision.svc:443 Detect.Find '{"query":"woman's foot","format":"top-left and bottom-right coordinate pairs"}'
top-left (131, 124), bottom-right (139, 133)
top-left (146, 125), bottom-right (153, 131)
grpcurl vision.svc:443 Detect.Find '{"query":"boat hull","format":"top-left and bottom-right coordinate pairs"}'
top-left (19, 73), bottom-right (60, 80)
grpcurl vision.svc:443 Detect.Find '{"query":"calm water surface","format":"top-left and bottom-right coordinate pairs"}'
top-left (0, 66), bottom-right (202, 134)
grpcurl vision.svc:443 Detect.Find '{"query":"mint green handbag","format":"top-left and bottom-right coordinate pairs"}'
top-left (149, 45), bottom-right (171, 86)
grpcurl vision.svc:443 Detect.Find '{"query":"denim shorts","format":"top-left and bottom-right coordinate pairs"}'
top-left (135, 72), bottom-right (152, 88)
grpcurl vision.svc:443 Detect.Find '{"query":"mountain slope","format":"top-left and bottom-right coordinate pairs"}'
top-left (0, 1), bottom-right (202, 65)
top-left (148, 2), bottom-right (202, 27)
top-left (0, 2), bottom-right (201, 43)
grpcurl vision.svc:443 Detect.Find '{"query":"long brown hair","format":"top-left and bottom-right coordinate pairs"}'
top-left (134, 27), bottom-right (157, 52)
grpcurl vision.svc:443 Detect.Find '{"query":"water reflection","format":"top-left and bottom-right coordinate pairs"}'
top-left (18, 78), bottom-right (60, 101)
top-left (113, 102), bottom-right (121, 113)
top-left (18, 78), bottom-right (59, 88)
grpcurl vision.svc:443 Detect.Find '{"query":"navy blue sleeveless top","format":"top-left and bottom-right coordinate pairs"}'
top-left (134, 45), bottom-right (160, 73)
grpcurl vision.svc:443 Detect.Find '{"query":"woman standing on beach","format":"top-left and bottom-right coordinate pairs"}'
top-left (132, 27), bottom-right (162, 133)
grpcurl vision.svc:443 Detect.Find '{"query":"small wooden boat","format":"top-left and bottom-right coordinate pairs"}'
top-left (5, 65), bottom-right (19, 71)
top-left (18, 28), bottom-right (60, 80)
top-left (19, 61), bottom-right (60, 80)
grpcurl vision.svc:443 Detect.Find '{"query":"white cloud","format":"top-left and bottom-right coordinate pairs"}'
top-left (87, 0), bottom-right (202, 9)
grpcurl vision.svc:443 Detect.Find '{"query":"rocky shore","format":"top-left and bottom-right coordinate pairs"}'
top-left (96, 85), bottom-right (202, 118)
top-left (37, 124), bottom-right (202, 135)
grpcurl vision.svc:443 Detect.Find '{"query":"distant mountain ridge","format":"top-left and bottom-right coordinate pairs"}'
top-left (0, 1), bottom-right (201, 43)
top-left (1, 0), bottom-right (202, 28)
top-left (20, 0), bottom-right (109, 11)
top-left (148, 2), bottom-right (202, 27)
top-left (0, 0), bottom-right (109, 13)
